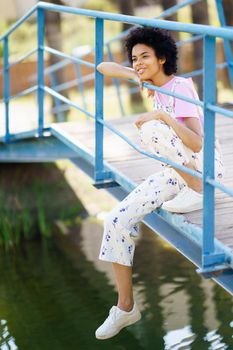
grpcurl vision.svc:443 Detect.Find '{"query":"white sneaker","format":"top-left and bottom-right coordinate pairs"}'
top-left (161, 186), bottom-right (203, 213)
top-left (95, 303), bottom-right (141, 340)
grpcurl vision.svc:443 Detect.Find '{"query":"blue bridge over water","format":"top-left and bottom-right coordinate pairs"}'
top-left (0, 1), bottom-right (233, 295)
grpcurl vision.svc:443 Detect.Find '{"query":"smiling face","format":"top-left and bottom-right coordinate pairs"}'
top-left (131, 43), bottom-right (166, 81)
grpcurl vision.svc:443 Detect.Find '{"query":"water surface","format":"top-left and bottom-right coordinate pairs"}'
top-left (0, 219), bottom-right (232, 349)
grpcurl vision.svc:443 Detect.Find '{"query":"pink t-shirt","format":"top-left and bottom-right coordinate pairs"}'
top-left (153, 76), bottom-right (204, 132)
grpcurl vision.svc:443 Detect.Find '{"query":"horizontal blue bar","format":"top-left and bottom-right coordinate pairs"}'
top-left (0, 127), bottom-right (51, 143)
top-left (44, 85), bottom-right (94, 119)
top-left (55, 73), bottom-right (95, 92)
top-left (9, 85), bottom-right (38, 100)
top-left (37, 1), bottom-right (233, 39)
top-left (126, 79), bottom-right (231, 120)
top-left (181, 68), bottom-right (204, 78)
top-left (44, 58), bottom-right (70, 76)
top-left (123, 77), bottom-right (205, 108)
top-left (139, 81), bottom-right (204, 107)
top-left (176, 34), bottom-right (203, 47)
top-left (0, 5), bottom-right (37, 41)
top-left (203, 252), bottom-right (226, 267)
top-left (180, 62), bottom-right (228, 78)
top-left (29, 58), bottom-right (70, 83)
top-left (98, 118), bottom-right (202, 179)
top-left (8, 48), bottom-right (38, 69)
top-left (53, 78), bottom-right (78, 93)
top-left (44, 46), bottom-right (95, 68)
top-left (156, 0), bottom-right (201, 19)
top-left (52, 104), bottom-right (70, 114)
top-left (206, 177), bottom-right (233, 197)
top-left (207, 103), bottom-right (233, 119)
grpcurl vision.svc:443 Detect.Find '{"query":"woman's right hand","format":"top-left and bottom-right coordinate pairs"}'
top-left (136, 75), bottom-right (155, 98)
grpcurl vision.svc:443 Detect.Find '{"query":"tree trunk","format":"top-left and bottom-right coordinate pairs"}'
top-left (221, 0), bottom-right (233, 88)
top-left (43, 0), bottom-right (69, 121)
top-left (191, 1), bottom-right (209, 98)
top-left (222, 0), bottom-right (233, 26)
top-left (159, 0), bottom-right (183, 74)
top-left (118, 0), bottom-right (145, 114)
top-left (161, 0), bottom-right (179, 42)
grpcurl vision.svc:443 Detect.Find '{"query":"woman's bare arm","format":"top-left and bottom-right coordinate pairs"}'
top-left (97, 62), bottom-right (138, 81)
top-left (162, 114), bottom-right (203, 152)
top-left (136, 111), bottom-right (203, 153)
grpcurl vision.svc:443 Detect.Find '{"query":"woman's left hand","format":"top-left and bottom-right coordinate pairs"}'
top-left (135, 111), bottom-right (167, 129)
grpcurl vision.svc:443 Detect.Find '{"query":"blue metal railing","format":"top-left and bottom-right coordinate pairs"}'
top-left (38, 0), bottom-right (232, 118)
top-left (23, 0), bottom-right (231, 119)
top-left (0, 1), bottom-right (233, 275)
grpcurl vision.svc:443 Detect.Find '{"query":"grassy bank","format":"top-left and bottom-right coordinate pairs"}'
top-left (0, 163), bottom-right (87, 250)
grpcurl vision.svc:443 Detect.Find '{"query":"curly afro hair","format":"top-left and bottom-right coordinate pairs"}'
top-left (125, 26), bottom-right (177, 76)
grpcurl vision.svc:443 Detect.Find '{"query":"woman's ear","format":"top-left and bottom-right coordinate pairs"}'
top-left (159, 57), bottom-right (166, 65)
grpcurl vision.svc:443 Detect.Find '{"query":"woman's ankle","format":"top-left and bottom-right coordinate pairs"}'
top-left (117, 299), bottom-right (134, 312)
top-left (190, 183), bottom-right (203, 193)
top-left (174, 166), bottom-right (203, 193)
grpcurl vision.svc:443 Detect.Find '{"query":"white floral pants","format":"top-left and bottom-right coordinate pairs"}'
top-left (99, 120), bottom-right (224, 266)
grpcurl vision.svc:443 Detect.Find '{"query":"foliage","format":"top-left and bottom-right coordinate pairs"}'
top-left (0, 163), bottom-right (87, 250)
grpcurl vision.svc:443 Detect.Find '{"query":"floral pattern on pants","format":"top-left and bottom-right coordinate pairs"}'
top-left (99, 120), bottom-right (225, 266)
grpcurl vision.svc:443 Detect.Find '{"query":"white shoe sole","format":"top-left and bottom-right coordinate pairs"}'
top-left (95, 312), bottom-right (141, 340)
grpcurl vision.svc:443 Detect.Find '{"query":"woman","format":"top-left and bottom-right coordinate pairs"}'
top-left (95, 26), bottom-right (224, 340)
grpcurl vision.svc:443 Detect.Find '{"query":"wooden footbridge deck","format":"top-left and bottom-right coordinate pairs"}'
top-left (51, 115), bottom-right (233, 241)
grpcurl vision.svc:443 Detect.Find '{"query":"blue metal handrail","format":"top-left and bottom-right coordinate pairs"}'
top-left (1, 1), bottom-right (233, 275)
top-left (44, 46), bottom-right (95, 68)
top-left (34, 2), bottom-right (233, 38)
top-left (38, 0), bottom-right (232, 118)
top-left (7, 48), bottom-right (37, 70)
top-left (16, 0), bottom-right (228, 119)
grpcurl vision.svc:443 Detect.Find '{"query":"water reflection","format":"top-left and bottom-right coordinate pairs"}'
top-left (0, 319), bottom-right (18, 349)
top-left (0, 218), bottom-right (232, 349)
top-left (80, 219), bottom-right (233, 349)
top-left (164, 325), bottom-right (196, 349)
top-left (204, 330), bottom-right (228, 350)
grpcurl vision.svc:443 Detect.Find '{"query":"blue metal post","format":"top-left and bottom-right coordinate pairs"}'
top-left (95, 18), bottom-right (104, 182)
top-left (3, 37), bottom-right (10, 143)
top-left (94, 18), bottom-right (117, 188)
top-left (37, 7), bottom-right (45, 136)
top-left (203, 35), bottom-right (216, 262)
top-left (215, 0), bottom-right (233, 87)
top-left (201, 35), bottom-right (226, 272)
